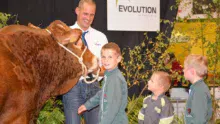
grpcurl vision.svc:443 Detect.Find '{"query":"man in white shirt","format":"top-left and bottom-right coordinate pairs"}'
top-left (62, 0), bottom-right (108, 124)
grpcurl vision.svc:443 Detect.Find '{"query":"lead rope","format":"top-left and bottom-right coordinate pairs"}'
top-left (45, 29), bottom-right (100, 84)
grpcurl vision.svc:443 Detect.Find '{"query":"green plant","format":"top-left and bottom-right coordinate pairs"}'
top-left (0, 12), bottom-right (10, 28)
top-left (37, 97), bottom-right (64, 124)
top-left (123, 0), bottom-right (219, 123)
top-left (127, 95), bottom-right (145, 124)
top-left (173, 114), bottom-right (185, 124)
top-left (0, 12), bottom-right (18, 28)
top-left (121, 39), bottom-right (170, 89)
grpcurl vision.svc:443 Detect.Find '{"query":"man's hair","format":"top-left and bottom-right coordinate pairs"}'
top-left (78, 0), bottom-right (96, 8)
top-left (153, 71), bottom-right (171, 92)
top-left (102, 42), bottom-right (121, 56)
top-left (184, 54), bottom-right (208, 77)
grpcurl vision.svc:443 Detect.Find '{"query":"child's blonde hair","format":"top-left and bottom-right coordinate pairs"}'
top-left (184, 54), bottom-right (208, 77)
top-left (153, 71), bottom-right (171, 92)
top-left (101, 42), bottom-right (121, 56)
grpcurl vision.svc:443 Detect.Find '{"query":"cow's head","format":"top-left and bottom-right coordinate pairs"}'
top-left (44, 20), bottom-right (99, 75)
top-left (28, 20), bottom-right (99, 75)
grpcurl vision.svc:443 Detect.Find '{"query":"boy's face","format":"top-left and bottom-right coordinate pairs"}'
top-left (183, 65), bottom-right (193, 81)
top-left (147, 74), bottom-right (162, 92)
top-left (101, 49), bottom-right (121, 71)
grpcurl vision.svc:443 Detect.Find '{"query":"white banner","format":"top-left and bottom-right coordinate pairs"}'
top-left (107, 0), bottom-right (160, 31)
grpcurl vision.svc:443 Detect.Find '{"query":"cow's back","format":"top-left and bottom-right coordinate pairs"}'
top-left (0, 25), bottom-right (42, 34)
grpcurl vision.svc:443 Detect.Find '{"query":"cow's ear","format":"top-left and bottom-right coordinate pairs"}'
top-left (61, 29), bottom-right (82, 45)
top-left (28, 23), bottom-right (40, 29)
top-left (56, 24), bottom-right (67, 31)
top-left (60, 36), bottom-right (79, 45)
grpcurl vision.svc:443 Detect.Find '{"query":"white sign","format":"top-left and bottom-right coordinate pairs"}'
top-left (107, 0), bottom-right (160, 31)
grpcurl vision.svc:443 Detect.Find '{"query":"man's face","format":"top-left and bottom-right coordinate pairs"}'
top-left (76, 2), bottom-right (96, 31)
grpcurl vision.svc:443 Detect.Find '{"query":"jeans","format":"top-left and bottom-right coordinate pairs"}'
top-left (62, 80), bottom-right (100, 124)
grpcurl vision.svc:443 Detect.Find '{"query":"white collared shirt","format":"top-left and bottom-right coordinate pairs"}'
top-left (70, 22), bottom-right (108, 61)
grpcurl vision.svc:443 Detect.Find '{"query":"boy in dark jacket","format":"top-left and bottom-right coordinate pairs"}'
top-left (78, 42), bottom-right (128, 124)
top-left (138, 71), bottom-right (174, 124)
top-left (183, 54), bottom-right (212, 124)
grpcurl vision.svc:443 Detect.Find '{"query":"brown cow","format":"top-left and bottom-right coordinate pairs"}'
top-left (0, 20), bottom-right (99, 123)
